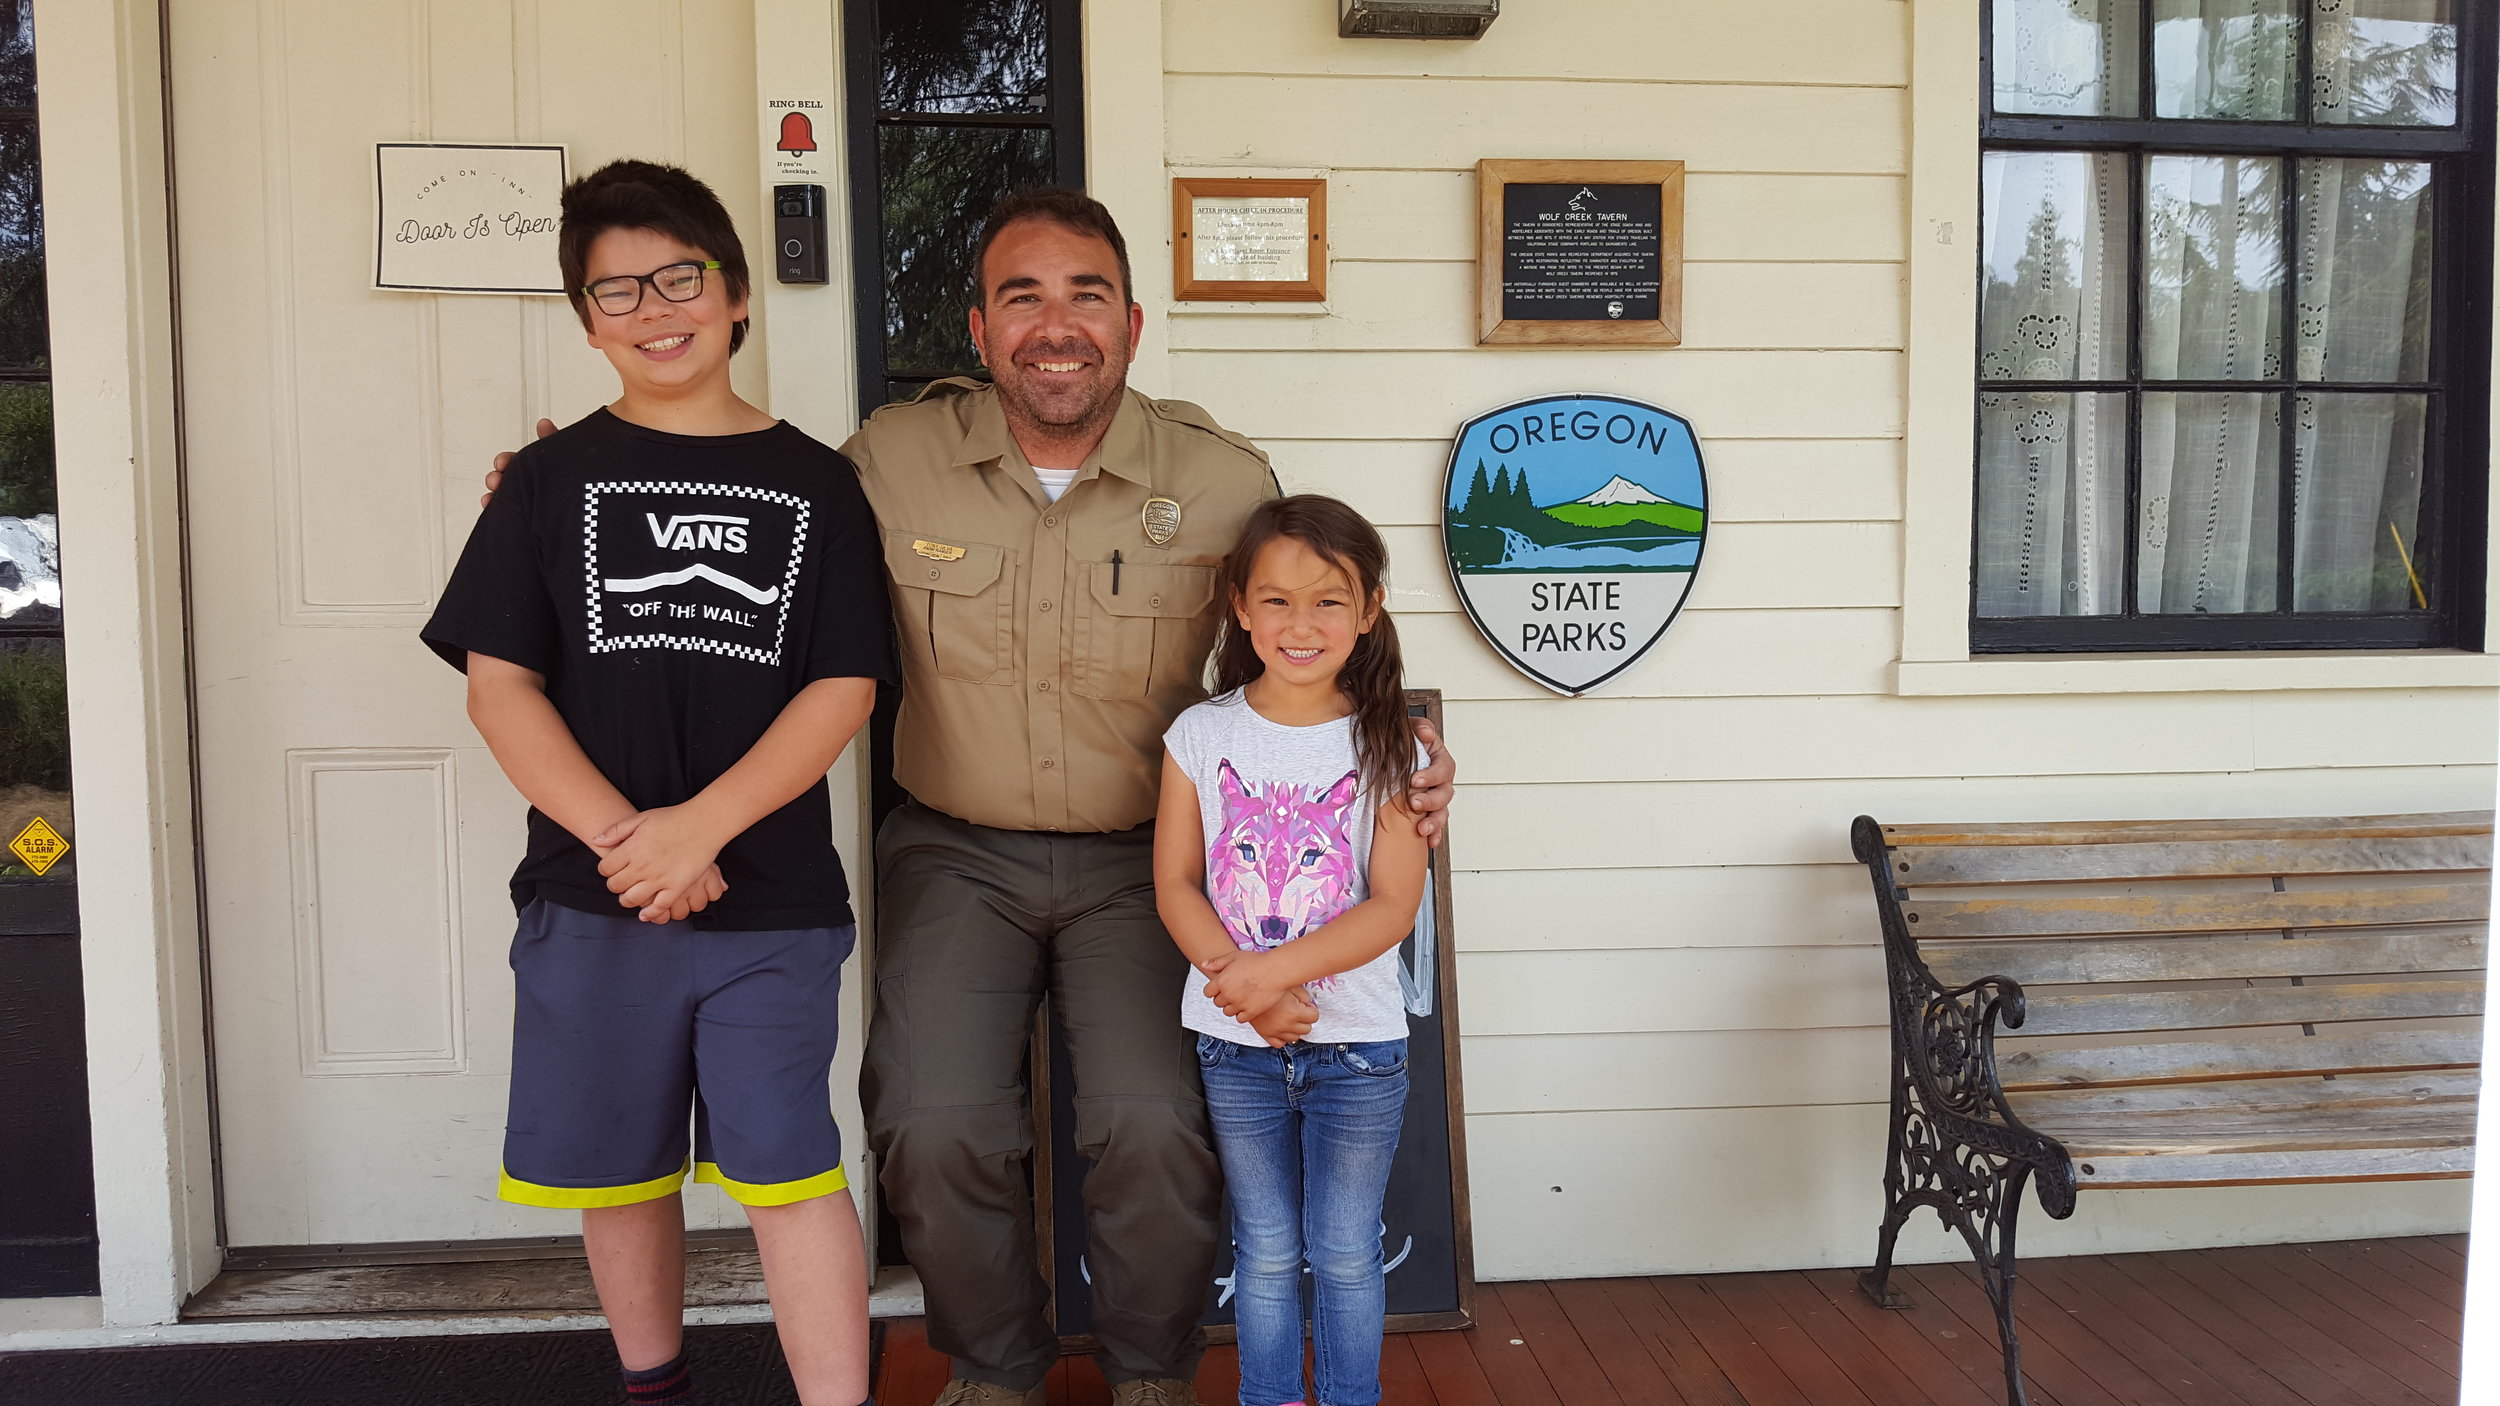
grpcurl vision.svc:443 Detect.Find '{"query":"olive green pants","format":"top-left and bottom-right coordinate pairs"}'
top-left (862, 801), bottom-right (1221, 1391)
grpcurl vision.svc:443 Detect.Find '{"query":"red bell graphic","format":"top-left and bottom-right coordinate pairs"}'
top-left (776, 111), bottom-right (816, 155)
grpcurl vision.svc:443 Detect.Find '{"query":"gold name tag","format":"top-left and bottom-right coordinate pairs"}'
top-left (912, 539), bottom-right (967, 562)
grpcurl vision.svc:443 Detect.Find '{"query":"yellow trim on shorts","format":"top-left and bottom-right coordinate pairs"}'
top-left (497, 1161), bottom-right (688, 1209)
top-left (692, 1160), bottom-right (848, 1207)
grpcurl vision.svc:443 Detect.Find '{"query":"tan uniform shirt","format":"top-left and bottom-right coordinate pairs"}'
top-left (841, 378), bottom-right (1277, 833)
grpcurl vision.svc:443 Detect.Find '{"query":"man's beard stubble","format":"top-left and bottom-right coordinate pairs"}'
top-left (989, 330), bottom-right (1130, 440)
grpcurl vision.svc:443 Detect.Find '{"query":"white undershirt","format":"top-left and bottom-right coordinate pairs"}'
top-left (1032, 466), bottom-right (1080, 503)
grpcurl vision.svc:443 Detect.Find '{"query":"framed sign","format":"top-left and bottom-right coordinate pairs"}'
top-left (1039, 689), bottom-right (1474, 1343)
top-left (1172, 177), bottom-right (1328, 302)
top-left (1477, 159), bottom-right (1682, 346)
top-left (1444, 395), bottom-right (1710, 695)
top-left (374, 143), bottom-right (568, 295)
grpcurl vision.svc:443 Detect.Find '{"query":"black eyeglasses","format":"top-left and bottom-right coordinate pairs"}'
top-left (581, 260), bottom-right (722, 315)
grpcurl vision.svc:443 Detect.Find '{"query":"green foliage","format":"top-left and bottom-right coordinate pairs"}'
top-left (0, 381), bottom-right (53, 516)
top-left (0, 642), bottom-right (68, 793)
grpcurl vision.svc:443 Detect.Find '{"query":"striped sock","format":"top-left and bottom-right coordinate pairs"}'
top-left (622, 1350), bottom-right (693, 1404)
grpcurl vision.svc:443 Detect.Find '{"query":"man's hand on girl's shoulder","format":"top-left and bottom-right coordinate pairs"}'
top-left (1407, 718), bottom-right (1456, 846)
top-left (481, 417), bottom-right (558, 507)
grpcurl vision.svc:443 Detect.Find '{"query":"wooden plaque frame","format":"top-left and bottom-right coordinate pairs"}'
top-left (1477, 158), bottom-right (1683, 347)
top-left (1172, 176), bottom-right (1329, 303)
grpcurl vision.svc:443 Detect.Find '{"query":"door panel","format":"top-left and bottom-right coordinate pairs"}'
top-left (171, 0), bottom-right (767, 1246)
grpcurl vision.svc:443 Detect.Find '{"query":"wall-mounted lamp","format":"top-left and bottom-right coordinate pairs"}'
top-left (1339, 0), bottom-right (1498, 39)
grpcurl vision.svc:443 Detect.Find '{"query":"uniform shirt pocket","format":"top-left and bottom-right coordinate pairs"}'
top-left (1073, 562), bottom-right (1216, 700)
top-left (882, 530), bottom-right (1015, 685)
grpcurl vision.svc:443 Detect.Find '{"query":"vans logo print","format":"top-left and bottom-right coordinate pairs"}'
top-left (583, 481), bottom-right (809, 665)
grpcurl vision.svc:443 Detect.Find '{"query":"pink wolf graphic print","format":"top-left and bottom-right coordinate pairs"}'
top-left (1209, 759), bottom-right (1364, 955)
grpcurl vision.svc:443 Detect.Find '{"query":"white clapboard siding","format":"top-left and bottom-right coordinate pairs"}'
top-left (1451, 768), bottom-right (2498, 873)
top-left (1463, 1105), bottom-right (2471, 1280)
top-left (1445, 693), bottom-right (2270, 784)
top-left (1399, 609), bottom-right (1900, 701)
top-left (2252, 691), bottom-right (2500, 769)
top-left (1458, 946), bottom-right (1890, 1037)
top-left (1451, 864), bottom-right (1876, 952)
top-left (1164, 0), bottom-right (1908, 87)
top-left (1167, 76), bottom-right (1908, 174)
top-left (1170, 350), bottom-right (1904, 440)
top-left (1458, 1029), bottom-right (1892, 1115)
top-left (1266, 437), bottom-right (1905, 527)
top-left (1168, 261), bottom-right (1905, 352)
top-left (1316, 170), bottom-right (1909, 264)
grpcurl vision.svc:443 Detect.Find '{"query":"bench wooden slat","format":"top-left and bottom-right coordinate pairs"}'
top-left (2016, 978), bottom-right (2485, 1037)
top-left (1922, 927), bottom-right (2489, 987)
top-left (2006, 1068), bottom-right (2482, 1119)
top-left (2066, 1144), bottom-right (2473, 1187)
top-left (1895, 833), bottom-right (2493, 886)
top-left (1995, 1028), bottom-right (2483, 1089)
top-left (2032, 1103), bottom-right (2477, 1152)
top-left (1879, 812), bottom-right (2492, 848)
top-left (1902, 881), bottom-right (2490, 938)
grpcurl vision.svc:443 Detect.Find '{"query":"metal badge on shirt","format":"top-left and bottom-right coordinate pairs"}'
top-left (1142, 497), bottom-right (1181, 545)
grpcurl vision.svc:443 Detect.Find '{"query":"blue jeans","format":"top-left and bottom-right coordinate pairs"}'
top-left (1198, 1034), bottom-right (1408, 1406)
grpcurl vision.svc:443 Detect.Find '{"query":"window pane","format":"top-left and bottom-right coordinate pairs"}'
top-left (0, 0), bottom-right (31, 109)
top-left (2139, 391), bottom-right (2281, 613)
top-left (0, 638), bottom-right (71, 885)
top-left (1978, 392), bottom-right (2129, 616)
top-left (879, 0), bottom-right (1049, 115)
top-left (1994, 0), bottom-right (2142, 116)
top-left (1982, 152), bottom-right (2130, 382)
top-left (2154, 0), bottom-right (2296, 119)
top-left (2296, 159), bottom-right (2432, 382)
top-left (2314, 0), bottom-right (2456, 126)
top-left (2293, 392), bottom-right (2428, 610)
top-left (0, 381), bottom-right (49, 518)
top-left (0, 120), bottom-right (44, 371)
top-left (2145, 155), bottom-right (2284, 381)
top-left (878, 124), bottom-right (1054, 379)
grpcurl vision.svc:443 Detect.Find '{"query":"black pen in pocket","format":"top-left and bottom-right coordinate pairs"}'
top-left (1112, 549), bottom-right (1123, 594)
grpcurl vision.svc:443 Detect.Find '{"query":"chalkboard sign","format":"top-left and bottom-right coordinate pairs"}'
top-left (1037, 691), bottom-right (1474, 1344)
top-left (1478, 159), bottom-right (1683, 347)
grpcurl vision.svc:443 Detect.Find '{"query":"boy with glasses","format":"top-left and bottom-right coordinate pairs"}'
top-left (422, 159), bottom-right (891, 1406)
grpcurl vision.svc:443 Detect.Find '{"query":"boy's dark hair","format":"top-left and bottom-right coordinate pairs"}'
top-left (973, 187), bottom-right (1134, 307)
top-left (557, 159), bottom-right (752, 353)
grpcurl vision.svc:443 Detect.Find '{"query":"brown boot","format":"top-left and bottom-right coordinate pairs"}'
top-left (931, 1379), bottom-right (1047, 1406)
top-left (1108, 1379), bottom-right (1199, 1406)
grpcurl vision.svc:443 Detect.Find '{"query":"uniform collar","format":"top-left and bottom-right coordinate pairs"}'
top-left (952, 384), bottom-right (1152, 489)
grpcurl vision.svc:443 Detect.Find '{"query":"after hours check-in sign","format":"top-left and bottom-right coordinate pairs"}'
top-left (1441, 394), bottom-right (1709, 695)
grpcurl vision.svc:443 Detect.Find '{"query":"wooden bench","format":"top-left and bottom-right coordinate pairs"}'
top-left (1849, 811), bottom-right (2490, 1406)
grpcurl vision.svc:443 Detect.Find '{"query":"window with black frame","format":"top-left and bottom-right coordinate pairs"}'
top-left (843, 0), bottom-right (1083, 418)
top-left (1975, 0), bottom-right (2492, 652)
top-left (0, 0), bottom-right (100, 1299)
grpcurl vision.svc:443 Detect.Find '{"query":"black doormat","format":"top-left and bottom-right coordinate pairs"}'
top-left (0, 1319), bottom-right (883, 1406)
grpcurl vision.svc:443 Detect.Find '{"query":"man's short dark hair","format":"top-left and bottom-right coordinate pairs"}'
top-left (973, 187), bottom-right (1134, 307)
top-left (558, 159), bottom-right (752, 353)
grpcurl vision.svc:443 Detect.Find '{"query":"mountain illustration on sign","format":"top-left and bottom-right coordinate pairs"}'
top-left (1446, 463), bottom-right (1704, 570)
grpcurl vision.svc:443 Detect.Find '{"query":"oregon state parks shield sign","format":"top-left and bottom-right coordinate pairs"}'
top-left (1442, 394), bottom-right (1708, 695)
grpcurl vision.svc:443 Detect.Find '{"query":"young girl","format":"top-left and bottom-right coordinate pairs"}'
top-left (1155, 494), bottom-right (1430, 1406)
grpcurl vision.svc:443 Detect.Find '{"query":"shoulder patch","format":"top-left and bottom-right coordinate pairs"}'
top-left (1147, 396), bottom-right (1271, 466)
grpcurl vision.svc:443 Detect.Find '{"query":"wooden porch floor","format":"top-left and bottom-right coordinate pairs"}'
top-left (874, 1236), bottom-right (2469, 1406)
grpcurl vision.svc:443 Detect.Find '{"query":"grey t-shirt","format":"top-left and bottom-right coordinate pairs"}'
top-left (1164, 689), bottom-right (1412, 1046)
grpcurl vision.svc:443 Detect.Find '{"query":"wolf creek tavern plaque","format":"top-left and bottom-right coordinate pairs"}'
top-left (1477, 159), bottom-right (1682, 346)
top-left (1443, 393), bottom-right (1708, 696)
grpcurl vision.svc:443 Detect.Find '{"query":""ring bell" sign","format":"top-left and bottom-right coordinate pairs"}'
top-left (1441, 394), bottom-right (1708, 695)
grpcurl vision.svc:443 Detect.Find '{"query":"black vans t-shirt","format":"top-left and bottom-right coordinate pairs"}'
top-left (422, 409), bottom-right (894, 930)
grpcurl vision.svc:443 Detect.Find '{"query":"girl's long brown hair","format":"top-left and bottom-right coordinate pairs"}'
top-left (1213, 495), bottom-right (1412, 814)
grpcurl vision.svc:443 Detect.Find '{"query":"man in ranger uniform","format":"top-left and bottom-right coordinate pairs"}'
top-left (850, 189), bottom-right (1450, 1406)
top-left (496, 187), bottom-right (1453, 1406)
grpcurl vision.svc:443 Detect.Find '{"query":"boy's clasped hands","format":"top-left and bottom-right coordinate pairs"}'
top-left (1196, 948), bottom-right (1319, 1048)
top-left (591, 805), bottom-right (729, 923)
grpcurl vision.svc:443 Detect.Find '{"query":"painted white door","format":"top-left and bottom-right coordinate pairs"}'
top-left (170, 0), bottom-right (775, 1247)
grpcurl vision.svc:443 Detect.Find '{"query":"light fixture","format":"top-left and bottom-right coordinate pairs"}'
top-left (1339, 0), bottom-right (1498, 40)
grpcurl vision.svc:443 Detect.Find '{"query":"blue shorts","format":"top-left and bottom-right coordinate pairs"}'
top-left (499, 899), bottom-right (855, 1209)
